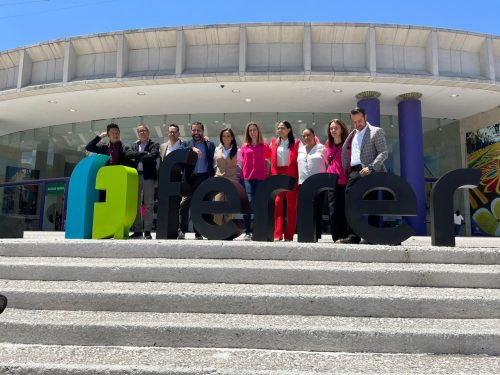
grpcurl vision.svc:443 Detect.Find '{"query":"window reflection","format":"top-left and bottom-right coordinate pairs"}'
top-left (0, 112), bottom-right (460, 183)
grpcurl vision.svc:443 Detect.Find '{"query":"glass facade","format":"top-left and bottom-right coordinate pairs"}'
top-left (0, 112), bottom-right (461, 231)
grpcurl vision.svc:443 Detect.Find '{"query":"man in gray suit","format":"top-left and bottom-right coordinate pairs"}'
top-left (338, 107), bottom-right (388, 244)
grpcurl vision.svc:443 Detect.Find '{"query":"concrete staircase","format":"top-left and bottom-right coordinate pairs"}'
top-left (0, 235), bottom-right (499, 374)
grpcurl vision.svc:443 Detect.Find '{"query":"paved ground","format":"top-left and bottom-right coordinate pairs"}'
top-left (0, 230), bottom-right (497, 374)
top-left (22, 231), bottom-right (500, 248)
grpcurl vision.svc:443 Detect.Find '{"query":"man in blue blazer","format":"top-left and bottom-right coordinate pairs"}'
top-left (178, 122), bottom-right (216, 239)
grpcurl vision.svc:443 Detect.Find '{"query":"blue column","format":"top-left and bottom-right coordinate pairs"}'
top-left (397, 93), bottom-right (426, 235)
top-left (356, 91), bottom-right (381, 127)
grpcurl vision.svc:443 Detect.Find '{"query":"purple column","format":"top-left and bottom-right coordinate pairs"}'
top-left (356, 92), bottom-right (381, 127)
top-left (398, 93), bottom-right (426, 235)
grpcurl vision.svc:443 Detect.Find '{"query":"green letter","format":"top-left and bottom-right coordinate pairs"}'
top-left (92, 166), bottom-right (138, 239)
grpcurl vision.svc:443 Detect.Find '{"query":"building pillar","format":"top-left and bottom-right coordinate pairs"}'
top-left (356, 91), bottom-right (381, 126)
top-left (397, 92), bottom-right (426, 235)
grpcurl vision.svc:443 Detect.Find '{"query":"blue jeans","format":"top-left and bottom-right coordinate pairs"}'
top-left (243, 179), bottom-right (262, 234)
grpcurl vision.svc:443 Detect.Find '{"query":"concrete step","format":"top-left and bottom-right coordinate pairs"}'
top-left (2, 280), bottom-right (500, 319)
top-left (0, 309), bottom-right (499, 355)
top-left (0, 257), bottom-right (498, 288)
top-left (0, 343), bottom-right (498, 375)
top-left (2, 238), bottom-right (499, 264)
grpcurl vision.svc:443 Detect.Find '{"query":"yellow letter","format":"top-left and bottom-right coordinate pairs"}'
top-left (92, 166), bottom-right (138, 239)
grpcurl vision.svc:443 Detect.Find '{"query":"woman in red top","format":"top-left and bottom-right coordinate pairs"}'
top-left (325, 119), bottom-right (349, 242)
top-left (270, 121), bottom-right (301, 241)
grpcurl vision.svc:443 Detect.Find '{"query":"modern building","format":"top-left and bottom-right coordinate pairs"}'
top-left (0, 23), bottom-right (499, 235)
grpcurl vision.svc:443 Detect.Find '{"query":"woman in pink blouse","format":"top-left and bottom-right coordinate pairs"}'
top-left (239, 122), bottom-right (271, 240)
top-left (325, 119), bottom-right (349, 242)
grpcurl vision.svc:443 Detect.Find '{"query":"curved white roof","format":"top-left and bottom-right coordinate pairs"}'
top-left (0, 23), bottom-right (499, 135)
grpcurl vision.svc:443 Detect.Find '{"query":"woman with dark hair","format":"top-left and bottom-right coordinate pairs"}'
top-left (325, 119), bottom-right (349, 242)
top-left (213, 128), bottom-right (240, 225)
top-left (297, 128), bottom-right (328, 184)
top-left (270, 121), bottom-right (301, 241)
top-left (239, 122), bottom-right (271, 240)
top-left (297, 127), bottom-right (328, 240)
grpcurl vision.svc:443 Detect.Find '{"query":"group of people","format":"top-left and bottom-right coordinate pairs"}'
top-left (85, 106), bottom-right (388, 243)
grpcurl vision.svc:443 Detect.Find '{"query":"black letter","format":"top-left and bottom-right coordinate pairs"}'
top-left (253, 175), bottom-right (296, 242)
top-left (297, 173), bottom-right (338, 243)
top-left (430, 168), bottom-right (480, 247)
top-left (346, 173), bottom-right (417, 245)
top-left (191, 177), bottom-right (250, 240)
top-left (156, 149), bottom-right (197, 239)
top-left (0, 294), bottom-right (6, 314)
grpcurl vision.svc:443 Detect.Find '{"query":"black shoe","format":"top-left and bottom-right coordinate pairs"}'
top-left (0, 295), bottom-right (7, 314)
top-left (195, 234), bottom-right (204, 240)
top-left (336, 236), bottom-right (360, 244)
top-left (129, 232), bottom-right (143, 239)
top-left (144, 231), bottom-right (152, 240)
top-left (177, 231), bottom-right (185, 240)
top-left (359, 239), bottom-right (373, 245)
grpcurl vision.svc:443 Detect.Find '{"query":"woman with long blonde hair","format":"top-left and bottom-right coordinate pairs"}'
top-left (239, 122), bottom-right (271, 240)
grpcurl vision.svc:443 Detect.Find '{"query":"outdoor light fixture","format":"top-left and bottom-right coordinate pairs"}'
top-left (232, 89), bottom-right (240, 93)
top-left (47, 100), bottom-right (58, 104)
top-left (244, 98), bottom-right (252, 103)
top-left (333, 89), bottom-right (343, 93)
top-left (137, 92), bottom-right (146, 96)
top-left (449, 94), bottom-right (459, 98)
top-left (68, 108), bottom-right (77, 112)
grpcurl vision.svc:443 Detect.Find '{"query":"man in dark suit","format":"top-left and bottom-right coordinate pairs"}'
top-left (178, 121), bottom-right (216, 240)
top-left (338, 107), bottom-right (388, 244)
top-left (128, 124), bottom-right (159, 239)
top-left (85, 123), bottom-right (131, 166)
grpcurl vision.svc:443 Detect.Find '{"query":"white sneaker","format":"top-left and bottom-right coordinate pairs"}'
top-left (243, 233), bottom-right (252, 241)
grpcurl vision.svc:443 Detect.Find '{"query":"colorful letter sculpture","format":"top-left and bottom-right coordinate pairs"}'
top-left (65, 152), bottom-right (481, 246)
top-left (65, 154), bottom-right (110, 239)
top-left (92, 165), bottom-right (138, 239)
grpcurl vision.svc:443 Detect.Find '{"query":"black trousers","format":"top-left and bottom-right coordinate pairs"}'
top-left (345, 171), bottom-right (381, 240)
top-left (328, 184), bottom-right (348, 241)
top-left (179, 173), bottom-right (210, 235)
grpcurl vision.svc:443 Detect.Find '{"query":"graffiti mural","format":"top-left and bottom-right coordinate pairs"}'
top-left (466, 123), bottom-right (500, 236)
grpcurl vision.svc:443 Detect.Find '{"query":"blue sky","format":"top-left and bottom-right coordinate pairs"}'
top-left (0, 0), bottom-right (499, 51)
